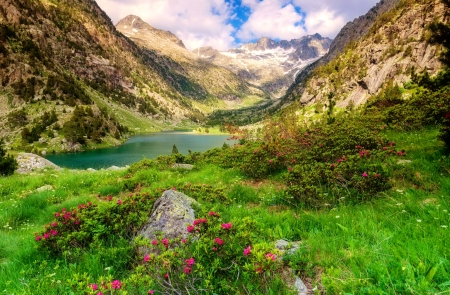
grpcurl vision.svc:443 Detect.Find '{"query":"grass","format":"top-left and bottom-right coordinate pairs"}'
top-left (0, 127), bottom-right (449, 294)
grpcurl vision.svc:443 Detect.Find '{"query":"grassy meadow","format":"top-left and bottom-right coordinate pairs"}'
top-left (0, 125), bottom-right (449, 294)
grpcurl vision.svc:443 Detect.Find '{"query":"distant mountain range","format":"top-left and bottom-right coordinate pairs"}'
top-left (193, 34), bottom-right (332, 96)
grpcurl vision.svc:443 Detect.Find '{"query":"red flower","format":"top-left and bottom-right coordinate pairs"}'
top-left (43, 233), bottom-right (50, 239)
top-left (35, 235), bottom-right (42, 241)
top-left (148, 291), bottom-right (155, 295)
top-left (208, 211), bottom-right (219, 217)
top-left (221, 223), bottom-right (232, 230)
top-left (362, 172), bottom-right (368, 177)
top-left (244, 246), bottom-right (252, 256)
top-left (184, 266), bottom-right (192, 274)
top-left (185, 257), bottom-right (195, 266)
top-left (117, 199), bottom-right (122, 205)
top-left (214, 238), bottom-right (224, 245)
top-left (181, 239), bottom-right (187, 244)
top-left (111, 280), bottom-right (122, 290)
top-left (50, 230), bottom-right (58, 236)
top-left (152, 239), bottom-right (158, 245)
top-left (144, 255), bottom-right (150, 262)
top-left (265, 253), bottom-right (276, 261)
top-left (187, 225), bottom-right (195, 233)
top-left (51, 222), bottom-right (58, 227)
top-left (212, 247), bottom-right (217, 251)
top-left (90, 284), bottom-right (98, 291)
top-left (161, 238), bottom-right (169, 249)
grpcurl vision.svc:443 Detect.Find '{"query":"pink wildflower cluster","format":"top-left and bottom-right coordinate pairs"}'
top-left (184, 257), bottom-right (195, 274)
top-left (143, 255), bottom-right (151, 262)
top-left (208, 211), bottom-right (219, 217)
top-left (161, 238), bottom-right (169, 249)
top-left (359, 150), bottom-right (370, 157)
top-left (111, 280), bottom-right (122, 290)
top-left (193, 218), bottom-right (207, 226)
top-left (243, 246), bottom-right (252, 256)
top-left (265, 252), bottom-right (276, 261)
top-left (221, 223), bottom-right (232, 230)
top-left (214, 238), bottom-right (224, 246)
top-left (187, 217), bottom-right (209, 233)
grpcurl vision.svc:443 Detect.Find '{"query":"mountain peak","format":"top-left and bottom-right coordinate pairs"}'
top-left (116, 15), bottom-right (186, 48)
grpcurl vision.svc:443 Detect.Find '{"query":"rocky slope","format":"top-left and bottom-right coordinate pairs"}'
top-left (285, 0), bottom-right (448, 108)
top-left (116, 15), bottom-right (265, 107)
top-left (283, 0), bottom-right (402, 104)
top-left (193, 35), bottom-right (332, 97)
top-left (0, 0), bottom-right (263, 152)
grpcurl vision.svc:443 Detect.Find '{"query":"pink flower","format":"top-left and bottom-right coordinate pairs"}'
top-left (291, 159), bottom-right (295, 163)
top-left (362, 172), bottom-right (368, 177)
top-left (187, 225), bottom-right (195, 233)
top-left (172, 187), bottom-right (176, 190)
top-left (90, 284), bottom-right (98, 291)
top-left (107, 196), bottom-right (112, 201)
top-left (51, 222), bottom-right (58, 227)
top-left (152, 239), bottom-right (158, 245)
top-left (185, 257), bottom-right (195, 266)
top-left (337, 159), bottom-right (342, 163)
top-left (357, 145), bottom-right (362, 149)
top-left (244, 246), bottom-right (252, 256)
top-left (375, 173), bottom-right (380, 178)
top-left (164, 273), bottom-right (169, 279)
top-left (148, 291), bottom-right (155, 295)
top-left (221, 223), bottom-right (232, 230)
top-left (117, 199), bottom-right (122, 205)
top-left (43, 233), bottom-right (50, 239)
top-left (330, 163), bottom-right (335, 168)
top-left (184, 266), bottom-right (192, 274)
top-left (111, 280), bottom-right (122, 290)
top-left (193, 218), bottom-right (207, 226)
top-left (50, 230), bottom-right (58, 236)
top-left (208, 211), bottom-right (219, 217)
top-left (35, 235), bottom-right (42, 241)
top-left (97, 293), bottom-right (103, 295)
top-left (214, 238), bottom-right (224, 245)
top-left (212, 247), bottom-right (217, 251)
top-left (161, 238), bottom-right (169, 249)
top-left (181, 239), bottom-right (187, 244)
top-left (265, 253), bottom-right (276, 261)
top-left (382, 147), bottom-right (387, 151)
top-left (55, 212), bottom-right (60, 217)
top-left (288, 167), bottom-right (292, 172)
top-left (254, 149), bottom-right (258, 154)
top-left (144, 255), bottom-right (150, 262)
top-left (269, 159), bottom-right (273, 163)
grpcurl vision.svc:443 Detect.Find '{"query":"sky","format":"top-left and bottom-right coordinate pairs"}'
top-left (95, 0), bottom-right (380, 51)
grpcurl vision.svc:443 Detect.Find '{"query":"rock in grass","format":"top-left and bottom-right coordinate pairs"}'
top-left (171, 163), bottom-right (194, 170)
top-left (36, 185), bottom-right (54, 192)
top-left (138, 190), bottom-right (198, 244)
top-left (16, 153), bottom-right (60, 174)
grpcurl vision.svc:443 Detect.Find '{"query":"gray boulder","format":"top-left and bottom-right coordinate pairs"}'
top-left (138, 190), bottom-right (198, 244)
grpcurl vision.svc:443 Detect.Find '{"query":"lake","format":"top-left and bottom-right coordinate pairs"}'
top-left (45, 132), bottom-right (234, 169)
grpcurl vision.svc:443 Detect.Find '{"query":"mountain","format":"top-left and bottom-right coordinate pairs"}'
top-left (283, 0), bottom-right (402, 103)
top-left (115, 15), bottom-right (266, 107)
top-left (284, 0), bottom-right (448, 108)
top-left (0, 0), bottom-right (263, 153)
top-left (193, 35), bottom-right (332, 97)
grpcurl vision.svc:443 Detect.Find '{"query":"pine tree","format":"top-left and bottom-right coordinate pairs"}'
top-left (0, 139), bottom-right (17, 176)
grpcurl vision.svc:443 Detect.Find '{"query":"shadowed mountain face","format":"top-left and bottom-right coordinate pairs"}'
top-left (193, 35), bottom-right (332, 97)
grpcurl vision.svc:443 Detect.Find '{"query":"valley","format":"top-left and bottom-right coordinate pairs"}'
top-left (0, 0), bottom-right (449, 294)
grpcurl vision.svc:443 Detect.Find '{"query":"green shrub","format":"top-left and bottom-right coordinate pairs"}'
top-left (0, 139), bottom-right (17, 176)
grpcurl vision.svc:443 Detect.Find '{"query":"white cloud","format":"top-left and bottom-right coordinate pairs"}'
top-left (95, 0), bottom-right (381, 49)
top-left (236, 0), bottom-right (307, 42)
top-left (95, 0), bottom-right (236, 50)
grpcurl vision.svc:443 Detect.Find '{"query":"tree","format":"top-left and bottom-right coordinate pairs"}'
top-left (0, 139), bottom-right (17, 176)
top-left (172, 144), bottom-right (179, 155)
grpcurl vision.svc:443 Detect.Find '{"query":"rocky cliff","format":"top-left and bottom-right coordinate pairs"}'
top-left (285, 0), bottom-right (448, 108)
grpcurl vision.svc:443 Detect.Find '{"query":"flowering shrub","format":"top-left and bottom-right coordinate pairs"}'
top-left (130, 213), bottom-right (286, 294)
top-left (35, 192), bottom-right (156, 256)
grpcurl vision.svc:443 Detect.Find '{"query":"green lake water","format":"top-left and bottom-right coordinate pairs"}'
top-left (45, 132), bottom-right (234, 169)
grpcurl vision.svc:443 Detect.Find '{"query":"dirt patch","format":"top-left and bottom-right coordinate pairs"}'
top-left (242, 179), bottom-right (287, 190)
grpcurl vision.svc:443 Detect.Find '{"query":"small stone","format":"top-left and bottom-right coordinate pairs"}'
top-left (275, 239), bottom-right (290, 251)
top-left (294, 276), bottom-right (308, 295)
top-left (397, 159), bottom-right (412, 165)
top-left (87, 168), bottom-right (97, 172)
top-left (171, 163), bottom-right (194, 170)
top-left (36, 185), bottom-right (53, 192)
top-left (107, 166), bottom-right (122, 170)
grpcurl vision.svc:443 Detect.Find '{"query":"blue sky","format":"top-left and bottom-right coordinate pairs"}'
top-left (96, 0), bottom-right (380, 50)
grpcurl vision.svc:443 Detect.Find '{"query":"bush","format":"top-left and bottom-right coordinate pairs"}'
top-left (0, 139), bottom-right (17, 176)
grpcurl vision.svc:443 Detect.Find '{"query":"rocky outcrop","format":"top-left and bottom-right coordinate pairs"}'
top-left (16, 153), bottom-right (60, 174)
top-left (138, 190), bottom-right (198, 244)
top-left (293, 0), bottom-right (448, 108)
